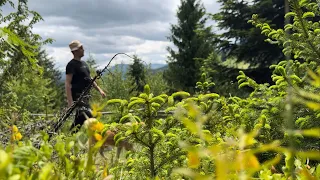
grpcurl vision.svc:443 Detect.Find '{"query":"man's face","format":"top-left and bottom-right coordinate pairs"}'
top-left (78, 46), bottom-right (84, 57)
top-left (73, 46), bottom-right (84, 57)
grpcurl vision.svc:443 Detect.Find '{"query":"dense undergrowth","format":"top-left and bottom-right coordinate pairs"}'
top-left (1, 0), bottom-right (320, 179)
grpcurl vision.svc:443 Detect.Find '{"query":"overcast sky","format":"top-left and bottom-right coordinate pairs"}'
top-left (2, 0), bottom-right (221, 71)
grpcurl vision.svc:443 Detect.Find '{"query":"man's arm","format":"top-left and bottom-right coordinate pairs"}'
top-left (92, 79), bottom-right (106, 97)
top-left (93, 81), bottom-right (103, 92)
top-left (65, 74), bottom-right (73, 107)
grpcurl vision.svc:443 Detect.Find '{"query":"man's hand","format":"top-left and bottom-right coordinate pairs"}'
top-left (99, 90), bottom-right (106, 98)
top-left (68, 101), bottom-right (73, 107)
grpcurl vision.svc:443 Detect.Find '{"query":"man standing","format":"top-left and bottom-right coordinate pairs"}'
top-left (65, 40), bottom-right (106, 132)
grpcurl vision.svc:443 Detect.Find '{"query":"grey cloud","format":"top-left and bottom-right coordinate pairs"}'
top-left (34, 24), bottom-right (147, 54)
top-left (28, 0), bottom-right (176, 28)
top-left (81, 21), bottom-right (171, 41)
top-left (2, 0), bottom-right (222, 69)
top-left (26, 0), bottom-right (176, 55)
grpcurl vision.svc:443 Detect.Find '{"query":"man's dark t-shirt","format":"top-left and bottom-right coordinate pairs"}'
top-left (66, 59), bottom-right (92, 102)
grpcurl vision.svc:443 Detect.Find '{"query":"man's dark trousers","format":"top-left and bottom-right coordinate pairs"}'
top-left (69, 93), bottom-right (93, 133)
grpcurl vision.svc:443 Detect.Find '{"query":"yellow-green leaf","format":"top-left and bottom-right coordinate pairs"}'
top-left (285, 12), bottom-right (296, 19)
top-left (39, 163), bottom-right (53, 180)
top-left (307, 68), bottom-right (320, 87)
top-left (306, 101), bottom-right (320, 111)
top-left (168, 96), bottom-right (174, 106)
top-left (187, 151), bottom-right (200, 168)
top-left (296, 151), bottom-right (320, 160)
top-left (144, 84), bottom-right (151, 95)
top-left (182, 117), bottom-right (198, 134)
top-left (299, 128), bottom-right (320, 138)
top-left (128, 99), bottom-right (146, 109)
top-left (302, 12), bottom-right (315, 19)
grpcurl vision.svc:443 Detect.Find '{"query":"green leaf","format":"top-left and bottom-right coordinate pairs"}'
top-left (172, 91), bottom-right (190, 99)
top-left (236, 74), bottom-right (246, 80)
top-left (199, 102), bottom-right (207, 111)
top-left (159, 94), bottom-right (168, 99)
top-left (316, 164), bottom-right (320, 179)
top-left (128, 99), bottom-right (146, 109)
top-left (39, 163), bottom-right (53, 180)
top-left (199, 93), bottom-right (220, 101)
top-left (290, 75), bottom-right (302, 83)
top-left (133, 115), bottom-right (142, 122)
top-left (185, 97), bottom-right (199, 103)
top-left (277, 66), bottom-right (286, 76)
top-left (261, 29), bottom-right (270, 35)
top-left (8, 175), bottom-right (20, 180)
top-left (120, 113), bottom-right (133, 123)
top-left (151, 127), bottom-right (165, 139)
top-left (144, 84), bottom-right (151, 95)
top-left (105, 99), bottom-right (124, 106)
top-left (130, 97), bottom-right (140, 101)
top-left (267, 30), bottom-right (278, 37)
top-left (272, 75), bottom-right (283, 82)
top-left (168, 96), bottom-right (174, 106)
top-left (115, 137), bottom-right (126, 146)
top-left (66, 141), bottom-right (75, 151)
top-left (181, 117), bottom-right (198, 134)
top-left (165, 106), bottom-right (176, 113)
top-left (151, 102), bottom-right (161, 109)
top-left (0, 150), bottom-right (11, 172)
top-left (305, 101), bottom-right (320, 111)
top-left (302, 12), bottom-right (315, 19)
top-left (285, 12), bottom-right (296, 19)
top-left (296, 151), bottom-right (320, 160)
top-left (125, 130), bottom-right (133, 136)
top-left (261, 24), bottom-right (271, 30)
top-left (150, 96), bottom-right (165, 104)
top-left (239, 82), bottom-right (250, 88)
top-left (114, 133), bottom-right (122, 142)
top-left (284, 24), bottom-right (293, 31)
top-left (299, 128), bottom-right (320, 138)
top-left (139, 93), bottom-right (149, 100)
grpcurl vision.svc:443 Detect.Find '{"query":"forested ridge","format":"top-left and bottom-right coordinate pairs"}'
top-left (0, 0), bottom-right (319, 179)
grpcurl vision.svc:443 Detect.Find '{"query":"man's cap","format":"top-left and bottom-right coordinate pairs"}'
top-left (69, 40), bottom-right (82, 51)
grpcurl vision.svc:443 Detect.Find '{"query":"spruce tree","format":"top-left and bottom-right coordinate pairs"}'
top-left (36, 49), bottom-right (61, 83)
top-left (0, 0), bottom-right (63, 112)
top-left (211, 0), bottom-right (285, 68)
top-left (164, 0), bottom-right (214, 93)
top-left (36, 48), bottom-right (65, 110)
top-left (127, 55), bottom-right (146, 96)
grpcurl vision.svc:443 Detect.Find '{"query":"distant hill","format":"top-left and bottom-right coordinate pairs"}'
top-left (59, 63), bottom-right (168, 82)
top-left (151, 64), bottom-right (168, 74)
top-left (109, 63), bottom-right (168, 73)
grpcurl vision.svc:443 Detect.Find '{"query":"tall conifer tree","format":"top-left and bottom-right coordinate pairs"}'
top-left (211, 0), bottom-right (285, 68)
top-left (127, 55), bottom-right (146, 96)
top-left (164, 0), bottom-right (214, 93)
top-left (0, 0), bottom-right (64, 112)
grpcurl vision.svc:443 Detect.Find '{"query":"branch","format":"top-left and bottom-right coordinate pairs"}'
top-left (155, 150), bottom-right (186, 174)
top-left (133, 132), bottom-right (150, 148)
top-left (153, 117), bottom-right (179, 145)
top-left (294, 2), bottom-right (320, 61)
